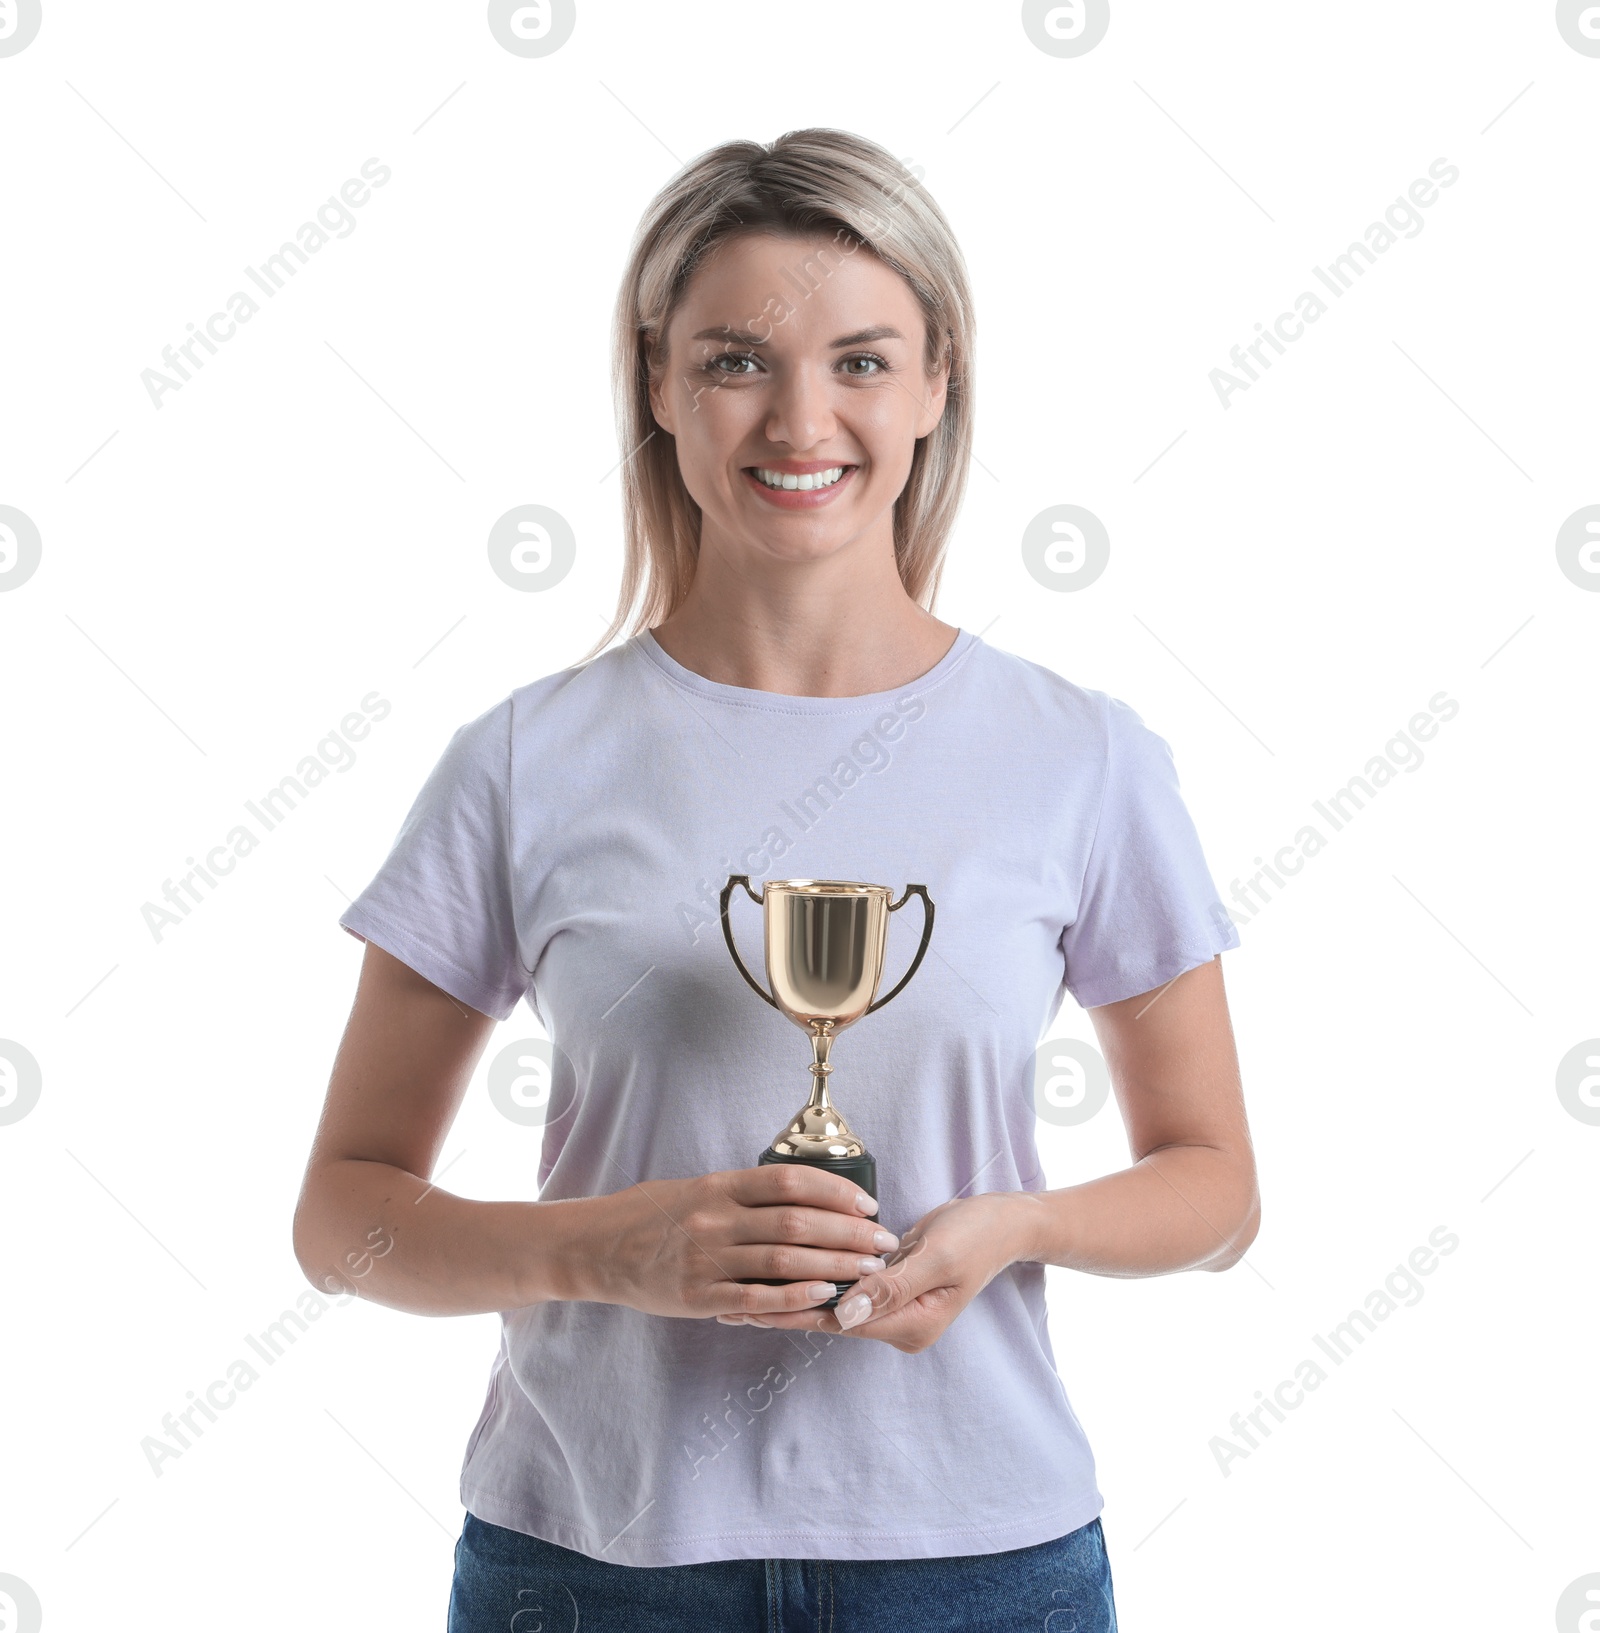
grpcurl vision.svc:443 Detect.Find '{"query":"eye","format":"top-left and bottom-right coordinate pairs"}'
top-left (698, 350), bottom-right (892, 380)
top-left (705, 350), bottom-right (759, 376)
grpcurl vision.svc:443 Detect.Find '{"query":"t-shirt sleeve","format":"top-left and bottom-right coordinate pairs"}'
top-left (1059, 693), bottom-right (1240, 1008)
top-left (337, 695), bottom-right (531, 1022)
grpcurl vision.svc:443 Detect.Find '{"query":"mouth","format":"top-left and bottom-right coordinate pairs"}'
top-left (741, 463), bottom-right (859, 508)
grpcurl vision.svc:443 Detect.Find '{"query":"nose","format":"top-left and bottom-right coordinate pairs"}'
top-left (763, 360), bottom-right (838, 452)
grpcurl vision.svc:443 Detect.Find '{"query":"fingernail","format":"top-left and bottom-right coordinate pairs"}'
top-left (805, 1282), bottom-right (837, 1301)
top-left (744, 1316), bottom-right (773, 1328)
top-left (857, 1256), bottom-right (886, 1274)
top-left (837, 1294), bottom-right (872, 1329)
top-left (854, 1193), bottom-right (879, 1215)
top-left (871, 1229), bottom-right (899, 1252)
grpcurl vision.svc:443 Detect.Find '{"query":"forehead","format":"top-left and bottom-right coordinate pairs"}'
top-left (671, 230), bottom-right (924, 343)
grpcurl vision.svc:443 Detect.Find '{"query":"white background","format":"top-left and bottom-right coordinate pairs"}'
top-left (1, 2), bottom-right (1596, 1628)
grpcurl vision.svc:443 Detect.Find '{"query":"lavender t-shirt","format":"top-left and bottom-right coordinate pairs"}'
top-left (337, 627), bottom-right (1239, 1567)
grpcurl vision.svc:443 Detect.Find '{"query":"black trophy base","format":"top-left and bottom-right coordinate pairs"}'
top-left (753, 1148), bottom-right (878, 1310)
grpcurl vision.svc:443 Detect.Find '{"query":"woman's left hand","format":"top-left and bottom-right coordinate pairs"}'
top-left (715, 1190), bottom-right (1039, 1353)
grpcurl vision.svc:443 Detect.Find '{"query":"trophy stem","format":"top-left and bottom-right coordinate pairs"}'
top-left (805, 1021), bottom-right (835, 1109)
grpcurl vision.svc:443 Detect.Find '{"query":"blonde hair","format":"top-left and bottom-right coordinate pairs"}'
top-left (587, 127), bottom-right (976, 661)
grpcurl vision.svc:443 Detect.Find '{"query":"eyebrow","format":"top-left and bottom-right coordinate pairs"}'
top-left (689, 324), bottom-right (906, 348)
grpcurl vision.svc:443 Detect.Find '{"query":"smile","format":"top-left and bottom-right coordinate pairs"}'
top-left (749, 465), bottom-right (852, 491)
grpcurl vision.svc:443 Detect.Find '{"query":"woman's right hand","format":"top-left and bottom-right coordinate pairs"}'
top-left (570, 1164), bottom-right (901, 1322)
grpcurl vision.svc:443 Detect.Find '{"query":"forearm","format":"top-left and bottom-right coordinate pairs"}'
top-left (1011, 1143), bottom-right (1260, 1278)
top-left (293, 1157), bottom-right (602, 1317)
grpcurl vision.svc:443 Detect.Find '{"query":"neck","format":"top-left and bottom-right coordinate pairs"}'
top-left (649, 522), bottom-right (958, 697)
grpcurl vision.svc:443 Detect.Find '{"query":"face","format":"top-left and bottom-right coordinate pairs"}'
top-left (647, 230), bottom-right (949, 570)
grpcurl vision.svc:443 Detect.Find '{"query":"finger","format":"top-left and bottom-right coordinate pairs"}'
top-left (757, 1294), bottom-right (933, 1341)
top-left (836, 1289), bottom-right (961, 1349)
top-left (714, 1278), bottom-right (853, 1319)
top-left (714, 1244), bottom-right (890, 1287)
top-left (727, 1203), bottom-right (900, 1259)
top-left (733, 1307), bottom-right (829, 1330)
top-left (834, 1233), bottom-right (934, 1330)
top-left (717, 1163), bottom-right (880, 1219)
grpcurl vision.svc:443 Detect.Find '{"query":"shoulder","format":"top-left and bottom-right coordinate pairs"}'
top-left (970, 640), bottom-right (1159, 748)
top-left (970, 642), bottom-right (1185, 797)
top-left (507, 640), bottom-right (637, 718)
top-left (438, 641), bottom-right (642, 770)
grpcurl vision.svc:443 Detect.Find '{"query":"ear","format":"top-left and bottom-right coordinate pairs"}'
top-left (647, 356), bottom-right (676, 437)
top-left (914, 341), bottom-right (951, 439)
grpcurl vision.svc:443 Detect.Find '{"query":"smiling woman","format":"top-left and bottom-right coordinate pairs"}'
top-left (596, 134), bottom-right (971, 686)
top-left (294, 126), bottom-right (1254, 1633)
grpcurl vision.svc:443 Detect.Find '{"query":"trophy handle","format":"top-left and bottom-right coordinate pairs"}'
top-left (719, 875), bottom-right (779, 1010)
top-left (866, 884), bottom-right (935, 1015)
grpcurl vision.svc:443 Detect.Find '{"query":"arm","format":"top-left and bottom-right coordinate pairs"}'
top-left (1014, 953), bottom-right (1260, 1276)
top-left (292, 941), bottom-right (898, 1319)
top-left (291, 941), bottom-right (595, 1315)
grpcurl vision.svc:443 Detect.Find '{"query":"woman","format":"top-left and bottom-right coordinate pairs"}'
top-left (293, 127), bottom-right (1257, 1632)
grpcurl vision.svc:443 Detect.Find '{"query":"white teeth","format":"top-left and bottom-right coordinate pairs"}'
top-left (752, 465), bottom-right (848, 491)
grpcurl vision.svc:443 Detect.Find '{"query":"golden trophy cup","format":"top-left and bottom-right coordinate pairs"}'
top-left (719, 876), bottom-right (935, 1307)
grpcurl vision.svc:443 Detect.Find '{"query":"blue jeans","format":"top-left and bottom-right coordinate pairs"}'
top-left (447, 1509), bottom-right (1118, 1632)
